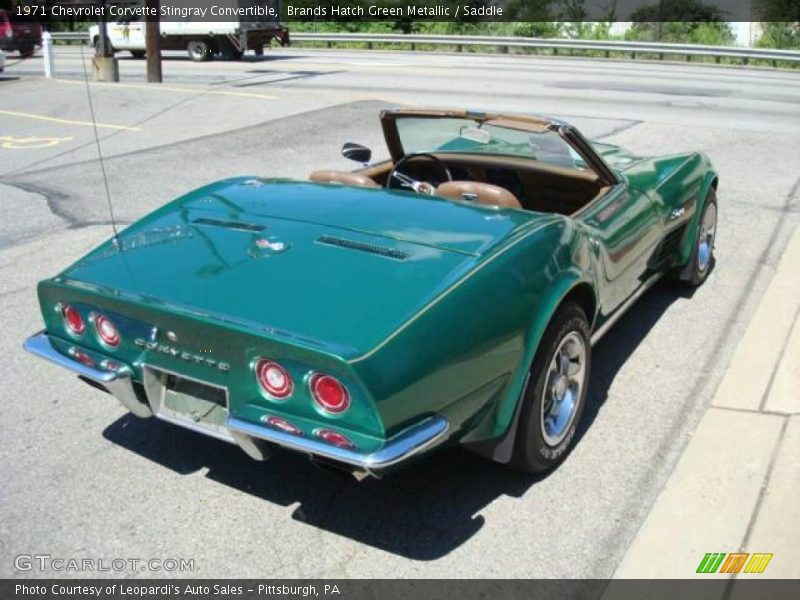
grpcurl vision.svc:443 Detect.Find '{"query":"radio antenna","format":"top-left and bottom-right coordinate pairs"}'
top-left (79, 44), bottom-right (121, 249)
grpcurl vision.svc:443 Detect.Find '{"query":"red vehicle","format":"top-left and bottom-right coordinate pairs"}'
top-left (0, 9), bottom-right (40, 57)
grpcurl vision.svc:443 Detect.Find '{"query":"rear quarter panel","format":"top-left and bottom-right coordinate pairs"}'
top-left (348, 215), bottom-right (597, 444)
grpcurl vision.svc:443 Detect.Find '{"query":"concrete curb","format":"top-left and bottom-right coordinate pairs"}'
top-left (614, 225), bottom-right (800, 579)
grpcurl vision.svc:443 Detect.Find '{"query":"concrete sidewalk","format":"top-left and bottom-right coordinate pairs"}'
top-left (615, 226), bottom-right (800, 579)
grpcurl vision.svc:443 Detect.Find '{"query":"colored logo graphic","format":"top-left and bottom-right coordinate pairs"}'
top-left (696, 552), bottom-right (773, 574)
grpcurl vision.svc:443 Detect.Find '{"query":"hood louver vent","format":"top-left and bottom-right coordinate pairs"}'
top-left (193, 217), bottom-right (266, 233)
top-left (316, 235), bottom-right (409, 261)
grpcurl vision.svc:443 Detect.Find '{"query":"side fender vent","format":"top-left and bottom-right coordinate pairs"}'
top-left (316, 235), bottom-right (409, 261)
top-left (193, 217), bottom-right (266, 233)
top-left (650, 223), bottom-right (688, 268)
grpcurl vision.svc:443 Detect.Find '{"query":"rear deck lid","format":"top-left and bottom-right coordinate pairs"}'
top-left (58, 179), bottom-right (544, 355)
top-left (180, 178), bottom-right (535, 255)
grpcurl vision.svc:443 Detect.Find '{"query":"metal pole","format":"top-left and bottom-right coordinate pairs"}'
top-left (42, 30), bottom-right (54, 78)
top-left (145, 0), bottom-right (162, 83)
top-left (656, 0), bottom-right (664, 42)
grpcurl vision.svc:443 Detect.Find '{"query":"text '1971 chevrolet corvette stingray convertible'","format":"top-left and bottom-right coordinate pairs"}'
top-left (24, 109), bottom-right (718, 479)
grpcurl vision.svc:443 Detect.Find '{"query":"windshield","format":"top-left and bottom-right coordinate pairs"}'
top-left (395, 117), bottom-right (589, 170)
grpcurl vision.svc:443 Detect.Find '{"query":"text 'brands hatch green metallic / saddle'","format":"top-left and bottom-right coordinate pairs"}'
top-left (24, 109), bottom-right (719, 478)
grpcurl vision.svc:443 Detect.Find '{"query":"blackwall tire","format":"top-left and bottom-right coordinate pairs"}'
top-left (678, 189), bottom-right (718, 287)
top-left (187, 40), bottom-right (212, 62)
top-left (511, 302), bottom-right (591, 474)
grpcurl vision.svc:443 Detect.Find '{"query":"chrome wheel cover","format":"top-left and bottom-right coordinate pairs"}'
top-left (189, 41), bottom-right (205, 57)
top-left (697, 201), bottom-right (717, 273)
top-left (540, 331), bottom-right (587, 447)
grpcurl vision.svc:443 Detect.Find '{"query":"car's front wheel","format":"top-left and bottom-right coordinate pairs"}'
top-left (511, 302), bottom-right (591, 473)
top-left (187, 39), bottom-right (212, 61)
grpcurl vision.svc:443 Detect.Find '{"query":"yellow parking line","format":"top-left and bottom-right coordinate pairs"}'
top-left (0, 135), bottom-right (75, 149)
top-left (0, 109), bottom-right (141, 131)
top-left (55, 79), bottom-right (278, 100)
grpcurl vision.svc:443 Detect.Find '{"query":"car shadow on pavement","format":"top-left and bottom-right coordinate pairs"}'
top-left (104, 413), bottom-right (536, 559)
top-left (102, 281), bottom-right (688, 560)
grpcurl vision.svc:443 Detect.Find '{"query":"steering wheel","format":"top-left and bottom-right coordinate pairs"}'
top-left (387, 153), bottom-right (453, 195)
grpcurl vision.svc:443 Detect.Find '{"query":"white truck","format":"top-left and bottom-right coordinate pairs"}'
top-left (88, 0), bottom-right (288, 61)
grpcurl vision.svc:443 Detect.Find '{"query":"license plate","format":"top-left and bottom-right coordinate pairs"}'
top-left (144, 367), bottom-right (233, 442)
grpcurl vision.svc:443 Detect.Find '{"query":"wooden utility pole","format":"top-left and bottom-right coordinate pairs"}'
top-left (97, 0), bottom-right (111, 56)
top-left (93, 0), bottom-right (119, 82)
top-left (144, 0), bottom-right (162, 83)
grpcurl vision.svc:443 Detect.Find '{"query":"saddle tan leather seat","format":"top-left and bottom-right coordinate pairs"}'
top-left (436, 181), bottom-right (523, 210)
top-left (309, 170), bottom-right (379, 188)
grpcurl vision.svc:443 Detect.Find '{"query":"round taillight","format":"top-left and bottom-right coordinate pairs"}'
top-left (309, 373), bottom-right (350, 414)
top-left (255, 359), bottom-right (293, 399)
top-left (61, 304), bottom-right (85, 335)
top-left (69, 348), bottom-right (94, 367)
top-left (263, 415), bottom-right (303, 436)
top-left (94, 314), bottom-right (120, 347)
top-left (315, 429), bottom-right (355, 449)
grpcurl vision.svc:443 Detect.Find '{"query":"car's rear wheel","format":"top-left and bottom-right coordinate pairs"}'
top-left (511, 302), bottom-right (591, 473)
top-left (20, 47), bottom-right (35, 58)
top-left (130, 50), bottom-right (146, 59)
top-left (679, 189), bottom-right (718, 287)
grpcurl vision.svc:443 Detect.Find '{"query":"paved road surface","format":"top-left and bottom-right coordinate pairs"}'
top-left (1, 47), bottom-right (798, 578)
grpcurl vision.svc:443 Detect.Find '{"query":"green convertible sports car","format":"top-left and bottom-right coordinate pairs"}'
top-left (24, 108), bottom-right (718, 478)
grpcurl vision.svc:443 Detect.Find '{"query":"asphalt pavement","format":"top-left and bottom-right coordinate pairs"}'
top-left (0, 47), bottom-right (798, 578)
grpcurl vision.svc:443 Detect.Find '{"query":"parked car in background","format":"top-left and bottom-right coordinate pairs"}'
top-left (0, 9), bottom-right (40, 57)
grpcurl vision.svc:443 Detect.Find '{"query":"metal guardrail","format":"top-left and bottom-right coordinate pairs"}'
top-left (48, 31), bottom-right (88, 43)
top-left (290, 32), bottom-right (800, 64)
top-left (47, 30), bottom-right (800, 64)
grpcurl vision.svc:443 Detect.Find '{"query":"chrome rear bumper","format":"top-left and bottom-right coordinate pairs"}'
top-left (23, 331), bottom-right (153, 418)
top-left (23, 331), bottom-right (448, 476)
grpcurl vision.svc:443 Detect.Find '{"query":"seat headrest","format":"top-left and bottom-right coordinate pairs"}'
top-left (436, 181), bottom-right (522, 210)
top-left (309, 170), bottom-right (379, 188)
